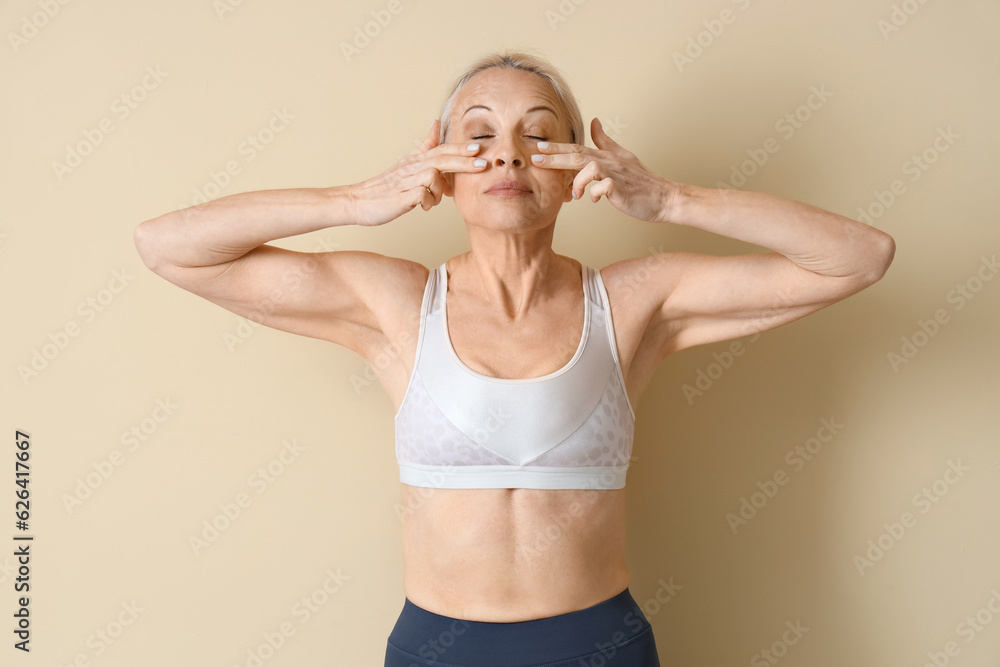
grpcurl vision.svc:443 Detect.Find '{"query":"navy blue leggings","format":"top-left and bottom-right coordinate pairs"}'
top-left (384, 587), bottom-right (660, 666)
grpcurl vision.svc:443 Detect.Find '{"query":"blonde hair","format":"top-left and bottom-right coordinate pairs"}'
top-left (438, 49), bottom-right (584, 147)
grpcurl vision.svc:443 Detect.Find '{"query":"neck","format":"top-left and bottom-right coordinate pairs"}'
top-left (451, 224), bottom-right (575, 322)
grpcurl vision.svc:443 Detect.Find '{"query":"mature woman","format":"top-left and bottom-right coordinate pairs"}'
top-left (134, 51), bottom-right (894, 666)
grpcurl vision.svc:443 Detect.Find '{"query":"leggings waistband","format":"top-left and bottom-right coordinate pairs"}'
top-left (386, 587), bottom-right (658, 666)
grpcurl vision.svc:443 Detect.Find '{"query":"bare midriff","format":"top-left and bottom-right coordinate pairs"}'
top-left (384, 255), bottom-right (648, 623)
top-left (398, 483), bottom-right (630, 622)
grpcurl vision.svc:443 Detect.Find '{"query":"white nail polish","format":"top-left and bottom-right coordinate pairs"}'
top-left (473, 158), bottom-right (486, 167)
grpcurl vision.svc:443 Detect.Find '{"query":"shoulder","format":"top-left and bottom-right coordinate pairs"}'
top-left (596, 254), bottom-right (679, 314)
top-left (335, 251), bottom-right (429, 308)
top-left (592, 254), bottom-right (688, 370)
top-left (340, 251), bottom-right (430, 356)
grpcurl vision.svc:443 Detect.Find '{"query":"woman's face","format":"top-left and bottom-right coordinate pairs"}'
top-left (442, 68), bottom-right (576, 231)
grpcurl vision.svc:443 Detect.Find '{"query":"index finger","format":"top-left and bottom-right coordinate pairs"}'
top-left (530, 141), bottom-right (593, 170)
top-left (409, 133), bottom-right (480, 160)
top-left (425, 146), bottom-right (487, 174)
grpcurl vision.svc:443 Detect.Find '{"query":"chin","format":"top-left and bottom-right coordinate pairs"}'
top-left (457, 199), bottom-right (560, 231)
top-left (461, 186), bottom-right (567, 219)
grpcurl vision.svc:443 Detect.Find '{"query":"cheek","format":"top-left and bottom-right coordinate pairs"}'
top-left (533, 167), bottom-right (573, 193)
top-left (452, 172), bottom-right (480, 195)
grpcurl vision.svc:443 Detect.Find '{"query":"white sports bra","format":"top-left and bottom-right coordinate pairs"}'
top-left (393, 261), bottom-right (636, 490)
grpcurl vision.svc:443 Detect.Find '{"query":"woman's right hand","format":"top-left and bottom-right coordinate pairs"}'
top-left (347, 119), bottom-right (486, 226)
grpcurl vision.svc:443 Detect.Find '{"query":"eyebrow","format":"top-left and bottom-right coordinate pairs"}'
top-left (460, 104), bottom-right (558, 120)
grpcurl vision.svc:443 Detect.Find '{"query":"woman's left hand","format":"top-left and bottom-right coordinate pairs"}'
top-left (531, 117), bottom-right (677, 224)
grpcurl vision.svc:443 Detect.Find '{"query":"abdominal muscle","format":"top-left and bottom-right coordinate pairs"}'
top-left (398, 483), bottom-right (630, 622)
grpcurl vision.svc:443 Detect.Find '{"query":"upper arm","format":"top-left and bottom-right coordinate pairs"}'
top-left (138, 242), bottom-right (426, 354)
top-left (646, 250), bottom-right (883, 355)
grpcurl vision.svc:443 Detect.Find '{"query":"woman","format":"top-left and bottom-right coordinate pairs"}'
top-left (134, 51), bottom-right (894, 666)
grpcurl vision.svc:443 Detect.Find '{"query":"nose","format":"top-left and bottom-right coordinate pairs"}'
top-left (489, 133), bottom-right (527, 168)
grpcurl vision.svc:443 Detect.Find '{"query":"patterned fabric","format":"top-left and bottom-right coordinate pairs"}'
top-left (394, 261), bottom-right (635, 489)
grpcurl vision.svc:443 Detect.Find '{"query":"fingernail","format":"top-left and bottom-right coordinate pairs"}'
top-left (531, 154), bottom-right (543, 163)
top-left (473, 158), bottom-right (486, 167)
top-left (467, 143), bottom-right (479, 152)
top-left (537, 141), bottom-right (549, 150)
top-left (572, 190), bottom-right (579, 199)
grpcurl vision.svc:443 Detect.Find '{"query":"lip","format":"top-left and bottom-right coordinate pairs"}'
top-left (486, 179), bottom-right (533, 197)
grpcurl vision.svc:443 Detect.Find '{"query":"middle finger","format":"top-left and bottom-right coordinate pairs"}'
top-left (427, 145), bottom-right (488, 174)
top-left (528, 141), bottom-right (598, 171)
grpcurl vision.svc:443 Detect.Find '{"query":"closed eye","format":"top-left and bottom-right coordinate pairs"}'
top-left (471, 135), bottom-right (548, 141)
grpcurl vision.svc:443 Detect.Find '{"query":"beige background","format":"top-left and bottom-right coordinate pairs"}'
top-left (3, 0), bottom-right (998, 665)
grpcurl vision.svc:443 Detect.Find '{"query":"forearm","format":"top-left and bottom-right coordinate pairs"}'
top-left (134, 185), bottom-right (355, 269)
top-left (665, 183), bottom-right (896, 281)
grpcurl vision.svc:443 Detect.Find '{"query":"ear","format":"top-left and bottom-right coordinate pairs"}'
top-left (442, 171), bottom-right (454, 197)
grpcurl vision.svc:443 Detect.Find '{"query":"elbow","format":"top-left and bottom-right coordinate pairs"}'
top-left (860, 231), bottom-right (896, 285)
top-left (133, 219), bottom-right (165, 273)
